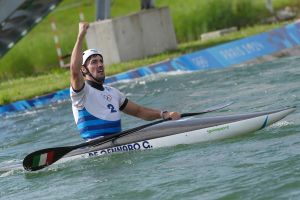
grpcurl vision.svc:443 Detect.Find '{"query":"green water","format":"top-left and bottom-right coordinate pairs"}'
top-left (1, 56), bottom-right (300, 200)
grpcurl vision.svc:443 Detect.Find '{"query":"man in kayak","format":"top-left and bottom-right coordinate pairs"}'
top-left (70, 22), bottom-right (181, 141)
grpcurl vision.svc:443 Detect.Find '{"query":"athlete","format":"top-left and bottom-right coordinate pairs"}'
top-left (70, 22), bottom-right (181, 140)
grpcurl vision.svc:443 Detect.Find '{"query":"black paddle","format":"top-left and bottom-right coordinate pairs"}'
top-left (23, 101), bottom-right (233, 171)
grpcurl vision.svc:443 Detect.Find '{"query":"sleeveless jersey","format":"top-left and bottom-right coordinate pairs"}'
top-left (70, 82), bottom-right (127, 140)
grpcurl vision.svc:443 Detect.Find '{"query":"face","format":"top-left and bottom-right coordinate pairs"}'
top-left (83, 54), bottom-right (105, 82)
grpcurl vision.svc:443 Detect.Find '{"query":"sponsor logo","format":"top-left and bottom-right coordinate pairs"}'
top-left (88, 141), bottom-right (153, 157)
top-left (207, 125), bottom-right (229, 134)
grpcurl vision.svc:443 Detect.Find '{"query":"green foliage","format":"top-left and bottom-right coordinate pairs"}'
top-left (161, 0), bottom-right (269, 42)
top-left (0, 71), bottom-right (70, 105)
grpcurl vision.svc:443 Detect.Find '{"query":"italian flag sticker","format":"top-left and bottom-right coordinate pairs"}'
top-left (32, 152), bottom-right (54, 167)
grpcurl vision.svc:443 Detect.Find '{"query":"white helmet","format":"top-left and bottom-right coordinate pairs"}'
top-left (82, 49), bottom-right (102, 65)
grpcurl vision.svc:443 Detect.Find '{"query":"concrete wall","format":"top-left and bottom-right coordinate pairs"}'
top-left (86, 7), bottom-right (177, 65)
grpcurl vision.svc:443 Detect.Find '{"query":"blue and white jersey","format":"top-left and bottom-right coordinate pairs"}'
top-left (70, 81), bottom-right (128, 140)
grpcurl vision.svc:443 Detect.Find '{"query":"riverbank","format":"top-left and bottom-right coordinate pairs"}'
top-left (0, 21), bottom-right (295, 106)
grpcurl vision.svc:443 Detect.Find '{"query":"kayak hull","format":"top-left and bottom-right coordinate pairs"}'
top-left (57, 107), bottom-right (295, 164)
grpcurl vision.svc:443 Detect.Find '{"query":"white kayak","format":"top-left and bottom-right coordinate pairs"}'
top-left (58, 106), bottom-right (296, 164)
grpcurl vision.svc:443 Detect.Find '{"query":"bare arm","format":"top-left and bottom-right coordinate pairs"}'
top-left (70, 22), bottom-right (89, 91)
top-left (122, 100), bottom-right (181, 121)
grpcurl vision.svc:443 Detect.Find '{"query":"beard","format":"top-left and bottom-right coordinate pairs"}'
top-left (95, 75), bottom-right (105, 84)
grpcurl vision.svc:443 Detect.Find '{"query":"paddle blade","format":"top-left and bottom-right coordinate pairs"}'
top-left (23, 147), bottom-right (73, 171)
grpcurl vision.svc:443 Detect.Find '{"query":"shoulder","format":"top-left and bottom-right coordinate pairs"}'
top-left (104, 85), bottom-right (120, 93)
top-left (104, 85), bottom-right (126, 99)
top-left (70, 82), bottom-right (91, 94)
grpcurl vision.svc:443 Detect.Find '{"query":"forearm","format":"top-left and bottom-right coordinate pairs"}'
top-left (136, 106), bottom-right (161, 121)
top-left (122, 101), bottom-right (160, 121)
top-left (70, 35), bottom-right (84, 73)
top-left (122, 100), bottom-right (181, 121)
top-left (138, 108), bottom-right (181, 121)
top-left (70, 23), bottom-right (88, 90)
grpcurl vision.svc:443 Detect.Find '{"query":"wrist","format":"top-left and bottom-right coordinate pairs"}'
top-left (160, 110), bottom-right (168, 119)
